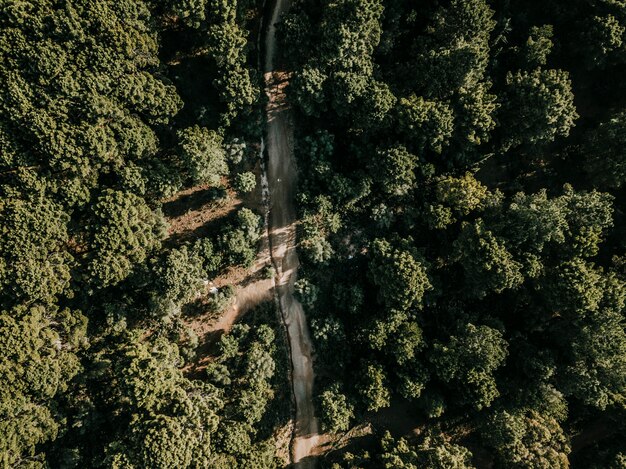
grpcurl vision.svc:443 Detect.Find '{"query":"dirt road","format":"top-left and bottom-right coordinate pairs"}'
top-left (263, 0), bottom-right (319, 466)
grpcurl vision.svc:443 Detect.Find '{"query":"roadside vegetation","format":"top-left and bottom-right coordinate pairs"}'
top-left (279, 0), bottom-right (626, 466)
top-left (0, 1), bottom-right (290, 467)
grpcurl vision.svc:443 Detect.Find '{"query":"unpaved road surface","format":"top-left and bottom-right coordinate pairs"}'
top-left (263, 0), bottom-right (319, 466)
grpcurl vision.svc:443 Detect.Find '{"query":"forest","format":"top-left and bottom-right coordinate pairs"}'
top-left (0, 0), bottom-right (290, 467)
top-left (2, 0), bottom-right (626, 468)
top-left (279, 0), bottom-right (626, 466)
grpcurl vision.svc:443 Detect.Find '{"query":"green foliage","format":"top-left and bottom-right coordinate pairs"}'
top-left (0, 0), bottom-right (181, 204)
top-left (311, 314), bottom-right (347, 372)
top-left (558, 185), bottom-right (614, 258)
top-left (284, 0), bottom-right (384, 121)
top-left (118, 72), bottom-right (183, 126)
top-left (85, 190), bottom-right (163, 288)
top-left (219, 208), bottom-right (262, 267)
top-left (318, 383), bottom-right (354, 432)
top-left (454, 220), bottom-right (524, 298)
top-left (482, 409), bottom-right (570, 468)
top-left (375, 145), bottom-right (417, 196)
top-left (431, 323), bottom-right (508, 410)
top-left (542, 259), bottom-right (604, 318)
top-left (501, 69), bottom-right (578, 149)
top-left (152, 246), bottom-right (206, 318)
top-left (170, 0), bottom-right (208, 28)
top-left (560, 294), bottom-right (626, 410)
top-left (234, 171), bottom-right (257, 194)
top-left (57, 311), bottom-right (285, 467)
top-left (292, 67), bottom-right (328, 117)
top-left (209, 320), bottom-right (282, 464)
top-left (413, 0), bottom-right (496, 97)
top-left (0, 197), bottom-right (73, 307)
top-left (206, 285), bottom-right (235, 315)
top-left (355, 80), bottom-right (397, 129)
top-left (582, 14), bottom-right (626, 68)
top-left (225, 139), bottom-right (247, 165)
top-left (368, 239), bottom-right (431, 311)
top-left (583, 111), bottom-right (626, 188)
top-left (193, 238), bottom-right (223, 275)
top-left (455, 81), bottom-right (498, 148)
top-left (204, 1), bottom-right (260, 125)
top-left (0, 305), bottom-right (86, 466)
top-left (281, 0), bottom-right (626, 466)
top-left (4, 0), bottom-right (626, 465)
top-left (219, 229), bottom-right (257, 267)
top-left (425, 172), bottom-right (493, 229)
top-left (358, 362), bottom-right (391, 412)
top-left (488, 185), bottom-right (613, 260)
top-left (419, 391), bottom-right (447, 419)
top-left (103, 336), bottom-right (221, 468)
top-left (436, 172), bottom-right (491, 214)
top-left (235, 208), bottom-right (262, 243)
top-left (390, 321), bottom-right (424, 367)
top-left (299, 195), bottom-right (341, 264)
top-left (491, 190), bottom-right (567, 255)
top-left (294, 278), bottom-right (320, 309)
top-left (319, 0), bottom-right (383, 76)
top-left (380, 430), bottom-right (474, 469)
top-left (398, 96), bottom-right (454, 154)
top-left (177, 126), bottom-right (228, 185)
top-left (0, 0), bottom-right (267, 465)
top-left (277, 5), bottom-right (313, 68)
top-left (520, 25), bottom-right (554, 68)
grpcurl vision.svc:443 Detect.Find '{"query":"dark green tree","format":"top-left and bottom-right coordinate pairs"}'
top-left (85, 190), bottom-right (163, 287)
top-left (380, 430), bottom-right (474, 469)
top-left (318, 383), bottom-right (355, 433)
top-left (0, 304), bottom-right (86, 467)
top-left (234, 172), bottom-right (256, 194)
top-left (0, 197), bottom-right (73, 307)
top-left (397, 95), bottom-right (454, 154)
top-left (431, 323), bottom-right (508, 410)
top-left (500, 69), bottom-right (578, 150)
top-left (358, 362), bottom-right (391, 412)
top-left (583, 112), bottom-right (626, 189)
top-left (368, 238), bottom-right (431, 311)
top-left (454, 220), bottom-right (524, 298)
top-left (412, 0), bottom-right (496, 97)
top-left (482, 409), bottom-right (570, 469)
top-left (177, 126), bottom-right (228, 186)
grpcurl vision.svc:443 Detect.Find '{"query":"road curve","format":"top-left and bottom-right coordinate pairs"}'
top-left (262, 0), bottom-right (319, 466)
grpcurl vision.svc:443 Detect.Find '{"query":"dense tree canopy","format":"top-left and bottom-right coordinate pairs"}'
top-left (0, 0), bottom-right (272, 466)
top-left (4, 0), bottom-right (626, 466)
top-left (279, 0), bottom-right (626, 466)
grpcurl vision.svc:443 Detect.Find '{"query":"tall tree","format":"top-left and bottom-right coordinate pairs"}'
top-left (500, 69), bottom-right (578, 150)
top-left (85, 190), bottom-right (164, 288)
